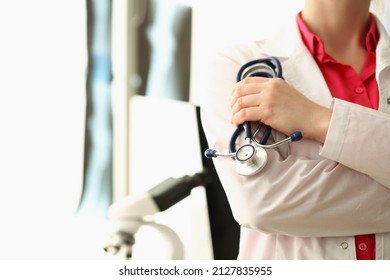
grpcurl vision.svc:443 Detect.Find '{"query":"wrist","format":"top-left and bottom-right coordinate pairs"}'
top-left (305, 106), bottom-right (332, 144)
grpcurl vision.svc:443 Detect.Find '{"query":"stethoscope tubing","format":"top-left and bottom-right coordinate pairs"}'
top-left (230, 56), bottom-right (283, 153)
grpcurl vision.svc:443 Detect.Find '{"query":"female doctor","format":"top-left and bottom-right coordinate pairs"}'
top-left (201, 0), bottom-right (390, 259)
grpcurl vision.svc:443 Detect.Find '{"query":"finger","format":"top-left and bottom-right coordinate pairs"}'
top-left (231, 94), bottom-right (260, 117)
top-left (230, 81), bottom-right (265, 108)
top-left (231, 106), bottom-right (262, 126)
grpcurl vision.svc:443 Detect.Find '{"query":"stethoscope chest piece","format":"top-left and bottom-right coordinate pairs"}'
top-left (204, 57), bottom-right (303, 176)
top-left (235, 144), bottom-right (267, 176)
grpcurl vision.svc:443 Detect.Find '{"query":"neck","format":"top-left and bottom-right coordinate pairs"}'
top-left (302, 0), bottom-right (371, 49)
top-left (301, 0), bottom-right (372, 73)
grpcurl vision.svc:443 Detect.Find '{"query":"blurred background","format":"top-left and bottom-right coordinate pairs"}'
top-left (0, 0), bottom-right (388, 259)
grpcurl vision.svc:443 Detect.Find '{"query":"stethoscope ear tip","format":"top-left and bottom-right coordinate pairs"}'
top-left (290, 131), bottom-right (303, 142)
top-left (204, 149), bottom-right (216, 159)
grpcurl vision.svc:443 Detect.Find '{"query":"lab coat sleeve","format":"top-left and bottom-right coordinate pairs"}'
top-left (201, 47), bottom-right (390, 238)
top-left (320, 98), bottom-right (390, 187)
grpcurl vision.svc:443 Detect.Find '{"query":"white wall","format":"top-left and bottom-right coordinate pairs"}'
top-left (0, 1), bottom-right (92, 258)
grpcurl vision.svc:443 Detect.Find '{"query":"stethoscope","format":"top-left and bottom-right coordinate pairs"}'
top-left (205, 57), bottom-right (302, 176)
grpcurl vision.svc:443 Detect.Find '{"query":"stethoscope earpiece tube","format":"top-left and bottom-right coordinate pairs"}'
top-left (236, 56), bottom-right (283, 81)
top-left (205, 56), bottom-right (302, 176)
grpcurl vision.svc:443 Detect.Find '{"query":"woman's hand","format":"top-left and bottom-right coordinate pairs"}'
top-left (230, 77), bottom-right (332, 143)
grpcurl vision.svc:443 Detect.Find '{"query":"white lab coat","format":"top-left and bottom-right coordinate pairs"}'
top-left (200, 15), bottom-right (390, 259)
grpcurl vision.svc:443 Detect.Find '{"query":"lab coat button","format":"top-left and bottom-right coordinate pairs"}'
top-left (340, 242), bottom-right (349, 250)
top-left (358, 243), bottom-right (367, 251)
top-left (354, 87), bottom-right (364, 94)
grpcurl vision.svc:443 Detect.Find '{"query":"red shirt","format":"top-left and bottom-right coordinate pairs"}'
top-left (296, 12), bottom-right (379, 260)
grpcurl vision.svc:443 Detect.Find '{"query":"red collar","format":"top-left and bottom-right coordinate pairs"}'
top-left (296, 12), bottom-right (379, 63)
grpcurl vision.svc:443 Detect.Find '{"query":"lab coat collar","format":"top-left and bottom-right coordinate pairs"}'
top-left (375, 17), bottom-right (390, 110)
top-left (260, 15), bottom-right (333, 107)
top-left (260, 15), bottom-right (302, 59)
top-left (375, 17), bottom-right (390, 74)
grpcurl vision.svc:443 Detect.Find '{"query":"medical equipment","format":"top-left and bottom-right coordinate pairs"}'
top-left (205, 57), bottom-right (302, 176)
top-left (104, 169), bottom-right (212, 259)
